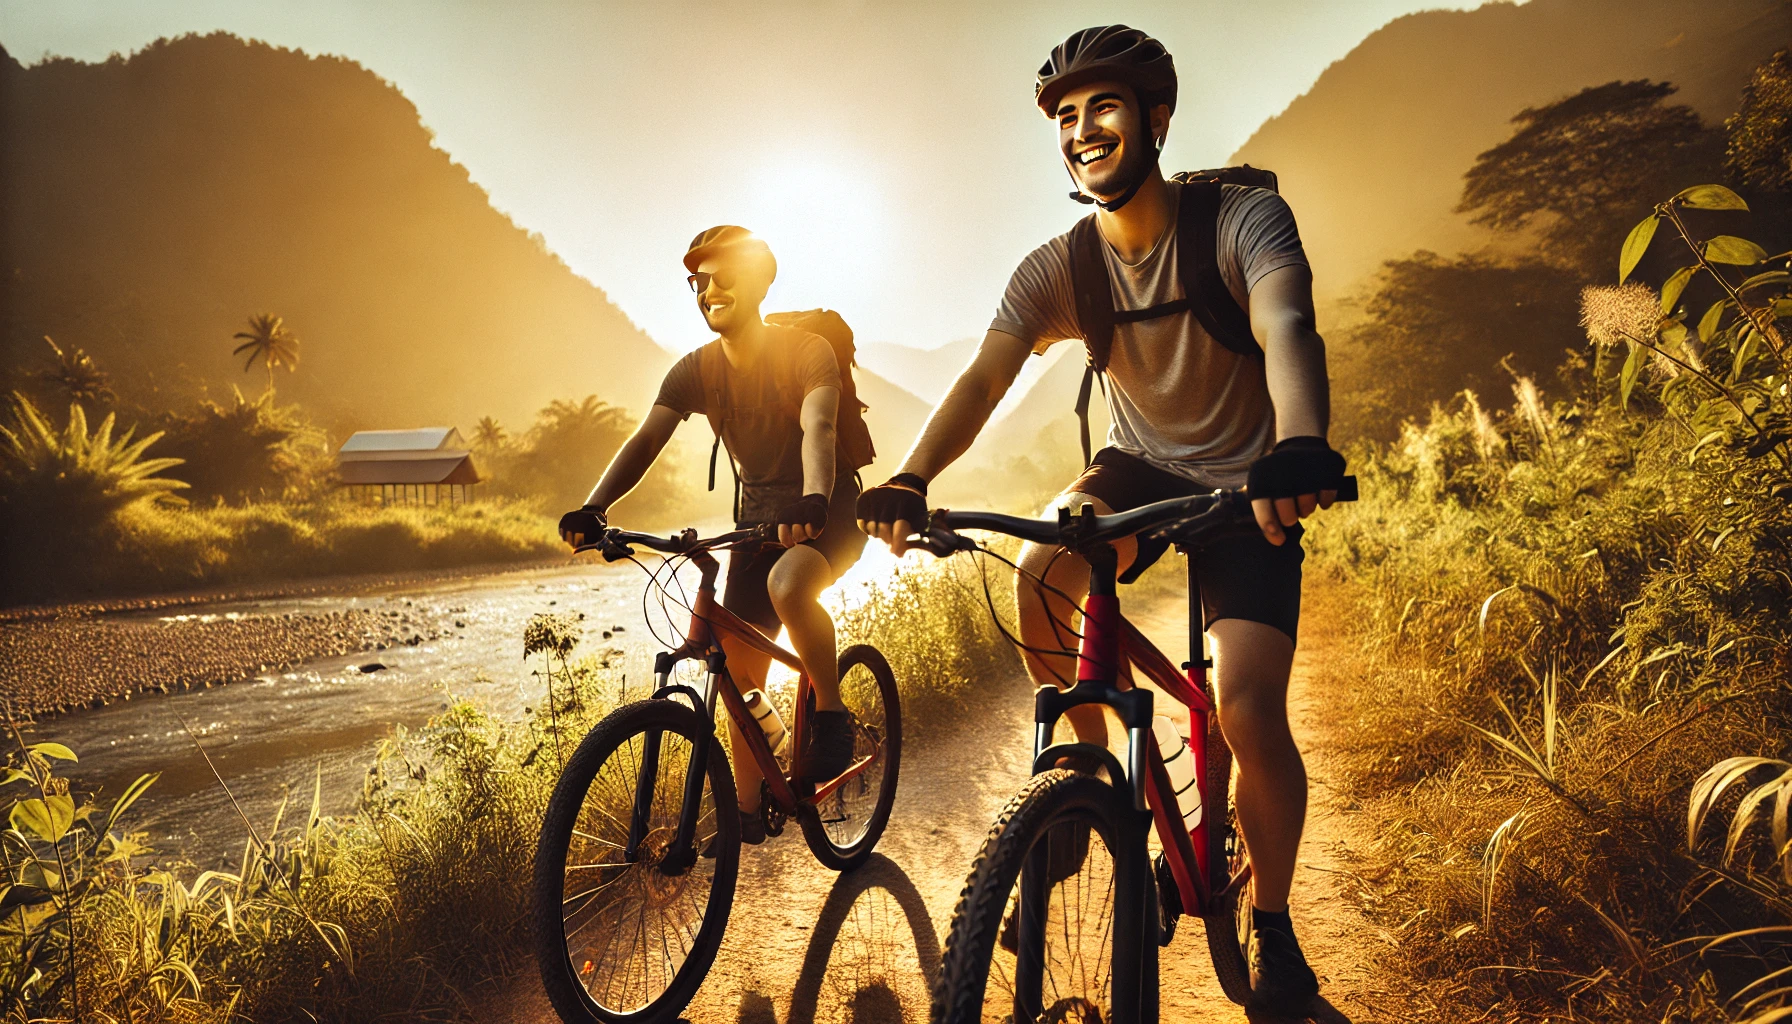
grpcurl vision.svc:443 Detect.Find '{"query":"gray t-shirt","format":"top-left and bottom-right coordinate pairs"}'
top-left (991, 184), bottom-right (1308, 487)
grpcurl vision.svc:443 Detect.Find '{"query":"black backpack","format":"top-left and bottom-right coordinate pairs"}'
top-left (698, 309), bottom-right (876, 512)
top-left (1068, 165), bottom-right (1278, 465)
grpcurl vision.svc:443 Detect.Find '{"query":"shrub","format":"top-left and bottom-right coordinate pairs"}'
top-left (153, 389), bottom-right (330, 505)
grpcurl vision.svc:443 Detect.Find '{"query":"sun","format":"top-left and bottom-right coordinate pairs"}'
top-left (734, 149), bottom-right (893, 315)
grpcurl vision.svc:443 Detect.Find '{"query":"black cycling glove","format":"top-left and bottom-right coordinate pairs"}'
top-left (855, 475), bottom-right (929, 529)
top-left (775, 493), bottom-right (831, 533)
top-left (558, 504), bottom-right (607, 544)
top-left (1246, 437), bottom-right (1346, 499)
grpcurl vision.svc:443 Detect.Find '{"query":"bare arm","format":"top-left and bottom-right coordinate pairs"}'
top-left (799, 385), bottom-right (840, 500)
top-left (897, 329), bottom-right (1034, 482)
top-left (1247, 263), bottom-right (1334, 544)
top-left (582, 404), bottom-right (683, 514)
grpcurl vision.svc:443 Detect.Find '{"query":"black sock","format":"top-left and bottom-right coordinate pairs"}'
top-left (1252, 907), bottom-right (1294, 933)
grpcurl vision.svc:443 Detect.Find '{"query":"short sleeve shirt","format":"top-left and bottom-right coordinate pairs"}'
top-left (990, 184), bottom-right (1308, 488)
top-left (655, 325), bottom-right (841, 518)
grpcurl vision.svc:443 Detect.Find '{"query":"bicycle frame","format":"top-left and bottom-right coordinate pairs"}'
top-left (627, 541), bottom-right (880, 872)
top-left (1026, 537), bottom-right (1238, 927)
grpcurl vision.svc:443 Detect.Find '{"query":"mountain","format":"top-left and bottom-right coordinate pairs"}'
top-left (857, 339), bottom-right (981, 404)
top-left (852, 365), bottom-right (933, 484)
top-left (0, 33), bottom-right (674, 432)
top-left (1229, 0), bottom-right (1792, 301)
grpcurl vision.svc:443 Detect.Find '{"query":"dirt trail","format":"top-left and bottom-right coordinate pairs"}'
top-left (500, 590), bottom-right (1388, 1024)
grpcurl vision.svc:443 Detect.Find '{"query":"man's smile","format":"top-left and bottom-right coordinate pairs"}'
top-left (1075, 142), bottom-right (1116, 166)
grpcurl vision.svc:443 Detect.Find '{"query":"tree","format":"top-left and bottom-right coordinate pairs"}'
top-left (231, 313), bottom-right (300, 395)
top-left (1329, 252), bottom-right (1587, 443)
top-left (1726, 48), bottom-right (1792, 191)
top-left (1458, 81), bottom-right (1722, 275)
top-left (38, 336), bottom-right (113, 406)
top-left (472, 415), bottom-right (508, 451)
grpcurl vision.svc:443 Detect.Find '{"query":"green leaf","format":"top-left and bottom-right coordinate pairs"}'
top-left (1699, 300), bottom-right (1730, 342)
top-left (1772, 298), bottom-right (1792, 320)
top-left (1705, 235), bottom-right (1770, 266)
top-left (10, 795), bottom-right (75, 844)
top-left (1660, 266), bottom-right (1698, 313)
top-left (1690, 430), bottom-right (1729, 464)
top-left (1620, 215), bottom-right (1660, 283)
top-left (1734, 328), bottom-right (1760, 381)
top-left (1674, 184), bottom-right (1750, 211)
top-left (1620, 341), bottom-right (1645, 410)
top-left (0, 768), bottom-right (26, 787)
top-left (96, 772), bottom-right (158, 844)
top-left (27, 743), bottom-right (76, 764)
top-left (1737, 270), bottom-right (1791, 293)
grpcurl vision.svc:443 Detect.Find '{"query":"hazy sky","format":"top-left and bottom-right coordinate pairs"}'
top-left (2, 1), bottom-right (1496, 352)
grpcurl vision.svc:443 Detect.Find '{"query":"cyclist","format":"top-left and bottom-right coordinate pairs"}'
top-left (559, 226), bottom-right (868, 846)
top-left (856, 26), bottom-right (1341, 1016)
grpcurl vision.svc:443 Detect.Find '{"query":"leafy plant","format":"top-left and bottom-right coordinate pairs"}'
top-left (37, 336), bottom-right (114, 407)
top-left (155, 387), bottom-right (328, 504)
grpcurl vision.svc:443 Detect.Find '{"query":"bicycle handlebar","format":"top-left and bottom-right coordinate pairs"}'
top-left (909, 476), bottom-right (1358, 557)
top-left (574, 524), bottom-right (774, 562)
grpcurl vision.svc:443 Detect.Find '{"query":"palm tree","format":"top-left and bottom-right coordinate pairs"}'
top-left (40, 336), bottom-right (114, 406)
top-left (473, 415), bottom-right (508, 451)
top-left (231, 314), bottom-right (300, 395)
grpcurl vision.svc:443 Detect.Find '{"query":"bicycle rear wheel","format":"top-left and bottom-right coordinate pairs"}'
top-left (798, 643), bottom-right (902, 871)
top-left (932, 770), bottom-right (1152, 1024)
top-left (533, 698), bottom-right (739, 1024)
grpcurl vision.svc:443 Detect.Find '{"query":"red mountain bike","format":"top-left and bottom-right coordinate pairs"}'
top-left (531, 525), bottom-right (902, 1024)
top-left (914, 483), bottom-right (1354, 1024)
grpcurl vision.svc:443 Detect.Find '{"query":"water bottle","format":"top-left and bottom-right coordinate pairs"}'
top-left (742, 688), bottom-right (788, 755)
top-left (1152, 714), bottom-right (1202, 832)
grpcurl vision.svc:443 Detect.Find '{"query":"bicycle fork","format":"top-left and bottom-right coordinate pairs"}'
top-left (627, 649), bottom-right (729, 876)
top-left (1017, 541), bottom-right (1158, 1024)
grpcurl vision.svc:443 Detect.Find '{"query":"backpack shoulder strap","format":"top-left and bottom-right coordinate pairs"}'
top-left (1177, 179), bottom-right (1262, 358)
top-left (1066, 214), bottom-right (1115, 468)
top-left (697, 341), bottom-right (736, 496)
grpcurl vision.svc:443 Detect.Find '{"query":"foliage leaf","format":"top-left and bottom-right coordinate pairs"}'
top-left (1673, 183), bottom-right (1750, 210)
top-left (11, 794), bottom-right (76, 844)
top-left (1705, 235), bottom-right (1770, 266)
top-left (1660, 266), bottom-right (1698, 313)
top-left (1619, 341), bottom-right (1644, 410)
top-left (1739, 270), bottom-right (1791, 293)
top-left (28, 742), bottom-right (77, 763)
top-left (1620, 215), bottom-right (1659, 282)
top-left (1700, 300), bottom-right (1731, 343)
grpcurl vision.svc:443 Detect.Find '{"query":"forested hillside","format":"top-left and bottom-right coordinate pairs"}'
top-left (1231, 0), bottom-right (1791, 300)
top-left (0, 33), bottom-right (673, 431)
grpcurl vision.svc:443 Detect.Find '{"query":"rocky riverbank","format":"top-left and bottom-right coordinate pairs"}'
top-left (0, 604), bottom-right (453, 717)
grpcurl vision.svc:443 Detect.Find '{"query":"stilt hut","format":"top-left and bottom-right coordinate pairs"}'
top-left (337, 427), bottom-right (482, 505)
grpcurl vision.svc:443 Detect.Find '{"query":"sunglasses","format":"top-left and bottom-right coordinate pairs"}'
top-left (687, 268), bottom-right (738, 293)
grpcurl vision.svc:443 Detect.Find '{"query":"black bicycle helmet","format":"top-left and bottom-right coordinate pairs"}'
top-left (1036, 26), bottom-right (1178, 212)
top-left (1036, 25), bottom-right (1177, 119)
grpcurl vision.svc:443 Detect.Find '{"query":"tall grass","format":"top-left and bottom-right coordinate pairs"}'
top-left (1305, 184), bottom-right (1792, 1022)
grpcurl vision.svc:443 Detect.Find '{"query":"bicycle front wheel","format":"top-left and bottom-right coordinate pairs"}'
top-left (932, 770), bottom-right (1152, 1024)
top-left (798, 643), bottom-right (902, 871)
top-left (532, 698), bottom-right (739, 1024)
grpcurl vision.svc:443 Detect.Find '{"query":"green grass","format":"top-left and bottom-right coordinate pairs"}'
top-left (7, 498), bottom-right (561, 605)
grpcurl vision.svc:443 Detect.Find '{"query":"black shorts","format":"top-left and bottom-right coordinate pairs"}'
top-left (722, 479), bottom-right (867, 634)
top-left (1067, 447), bottom-right (1304, 642)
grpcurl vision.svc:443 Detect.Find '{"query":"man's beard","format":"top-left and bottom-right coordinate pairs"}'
top-left (1072, 132), bottom-right (1157, 203)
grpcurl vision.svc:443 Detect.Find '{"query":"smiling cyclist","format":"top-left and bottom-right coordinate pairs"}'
top-left (856, 26), bottom-right (1341, 1017)
top-left (559, 226), bottom-right (870, 846)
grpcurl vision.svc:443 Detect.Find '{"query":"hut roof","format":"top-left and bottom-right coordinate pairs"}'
top-left (336, 427), bottom-right (480, 485)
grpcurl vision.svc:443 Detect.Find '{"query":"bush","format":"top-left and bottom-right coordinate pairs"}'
top-left (1306, 185), bottom-right (1792, 1022)
top-left (153, 389), bottom-right (330, 505)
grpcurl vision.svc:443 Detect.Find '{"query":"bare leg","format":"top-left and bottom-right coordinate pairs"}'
top-left (767, 544), bottom-right (842, 711)
top-left (717, 634), bottom-right (772, 813)
top-left (1014, 491), bottom-right (1139, 747)
top-left (1210, 618), bottom-right (1303, 912)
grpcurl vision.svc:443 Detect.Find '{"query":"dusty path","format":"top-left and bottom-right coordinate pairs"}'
top-left (501, 586), bottom-right (1388, 1024)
